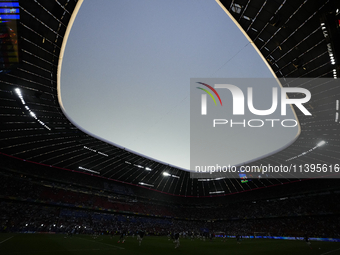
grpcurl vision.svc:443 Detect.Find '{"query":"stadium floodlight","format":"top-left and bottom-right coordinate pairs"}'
top-left (231, 3), bottom-right (242, 14)
top-left (78, 166), bottom-right (100, 174)
top-left (138, 182), bottom-right (154, 187)
top-left (30, 112), bottom-right (37, 118)
top-left (317, 140), bottom-right (326, 147)
top-left (15, 88), bottom-right (26, 105)
top-left (145, 167), bottom-right (152, 171)
top-left (209, 191), bottom-right (225, 194)
top-left (98, 151), bottom-right (108, 156)
top-left (163, 172), bottom-right (170, 177)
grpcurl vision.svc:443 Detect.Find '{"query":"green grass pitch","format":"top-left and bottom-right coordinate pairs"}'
top-left (1, 233), bottom-right (340, 255)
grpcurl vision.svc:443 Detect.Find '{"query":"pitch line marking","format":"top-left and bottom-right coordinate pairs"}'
top-left (321, 248), bottom-right (340, 255)
top-left (0, 236), bottom-right (14, 244)
top-left (77, 237), bottom-right (125, 250)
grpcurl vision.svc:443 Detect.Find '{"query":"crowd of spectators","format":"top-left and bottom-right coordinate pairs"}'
top-left (1, 201), bottom-right (339, 238)
top-left (179, 193), bottom-right (340, 219)
top-left (1, 165), bottom-right (340, 238)
top-left (1, 172), bottom-right (340, 220)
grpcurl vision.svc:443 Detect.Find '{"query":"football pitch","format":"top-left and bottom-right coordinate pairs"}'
top-left (1, 233), bottom-right (340, 255)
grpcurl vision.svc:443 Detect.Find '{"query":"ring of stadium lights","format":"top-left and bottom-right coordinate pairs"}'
top-left (53, 0), bottom-right (338, 193)
top-left (1, 0), bottom-right (339, 197)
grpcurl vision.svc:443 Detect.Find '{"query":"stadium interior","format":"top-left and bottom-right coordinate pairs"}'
top-left (1, 0), bottom-right (340, 254)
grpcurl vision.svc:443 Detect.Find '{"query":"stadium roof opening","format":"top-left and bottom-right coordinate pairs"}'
top-left (59, 0), bottom-right (299, 170)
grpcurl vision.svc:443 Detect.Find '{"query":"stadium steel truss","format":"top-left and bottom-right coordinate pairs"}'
top-left (0, 0), bottom-right (340, 197)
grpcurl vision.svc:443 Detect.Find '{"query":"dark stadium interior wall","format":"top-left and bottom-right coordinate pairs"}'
top-left (2, 153), bottom-right (340, 207)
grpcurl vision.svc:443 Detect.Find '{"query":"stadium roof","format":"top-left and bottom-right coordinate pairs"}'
top-left (0, 0), bottom-right (340, 197)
